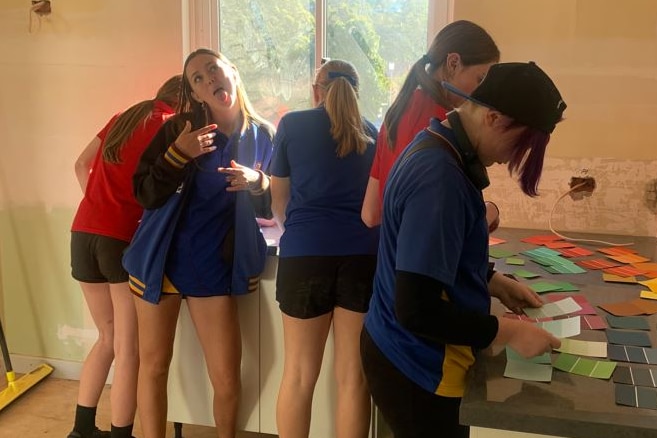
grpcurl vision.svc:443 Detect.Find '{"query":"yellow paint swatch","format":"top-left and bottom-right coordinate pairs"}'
top-left (640, 290), bottom-right (657, 300)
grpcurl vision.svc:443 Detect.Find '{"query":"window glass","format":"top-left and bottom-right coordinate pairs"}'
top-left (326, 0), bottom-right (429, 126)
top-left (219, 0), bottom-right (316, 126)
top-left (218, 0), bottom-right (428, 127)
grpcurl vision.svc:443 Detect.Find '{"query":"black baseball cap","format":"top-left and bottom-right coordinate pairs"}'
top-left (442, 62), bottom-right (566, 134)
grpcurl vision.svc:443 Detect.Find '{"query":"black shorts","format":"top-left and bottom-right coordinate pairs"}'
top-left (360, 328), bottom-right (469, 438)
top-left (276, 255), bottom-right (376, 319)
top-left (71, 232), bottom-right (130, 284)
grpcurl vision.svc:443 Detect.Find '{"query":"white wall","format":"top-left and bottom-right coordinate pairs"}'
top-left (0, 0), bottom-right (182, 361)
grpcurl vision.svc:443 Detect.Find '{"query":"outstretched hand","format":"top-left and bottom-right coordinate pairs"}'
top-left (497, 317), bottom-right (561, 359)
top-left (489, 272), bottom-right (543, 314)
top-left (218, 159), bottom-right (261, 192)
top-left (174, 121), bottom-right (218, 159)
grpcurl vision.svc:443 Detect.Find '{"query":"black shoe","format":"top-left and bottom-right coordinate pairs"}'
top-left (92, 428), bottom-right (111, 438)
top-left (67, 428), bottom-right (110, 438)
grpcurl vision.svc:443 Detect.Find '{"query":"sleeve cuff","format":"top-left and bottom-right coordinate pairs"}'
top-left (164, 144), bottom-right (191, 169)
top-left (249, 170), bottom-right (268, 195)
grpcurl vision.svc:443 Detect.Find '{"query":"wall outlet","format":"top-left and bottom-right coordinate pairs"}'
top-left (645, 179), bottom-right (657, 214)
top-left (31, 1), bottom-right (51, 16)
top-left (569, 175), bottom-right (596, 201)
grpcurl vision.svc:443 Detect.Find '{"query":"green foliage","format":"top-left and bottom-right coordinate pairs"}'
top-left (219, 0), bottom-right (427, 124)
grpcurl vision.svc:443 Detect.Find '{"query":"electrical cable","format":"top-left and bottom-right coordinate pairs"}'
top-left (548, 182), bottom-right (634, 247)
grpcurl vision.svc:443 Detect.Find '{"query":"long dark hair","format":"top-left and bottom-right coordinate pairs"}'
top-left (178, 48), bottom-right (273, 133)
top-left (102, 75), bottom-right (181, 163)
top-left (385, 20), bottom-right (499, 150)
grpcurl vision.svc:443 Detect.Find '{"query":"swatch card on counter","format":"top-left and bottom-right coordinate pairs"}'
top-left (615, 384), bottom-right (657, 410)
top-left (606, 329), bottom-right (652, 347)
top-left (556, 338), bottom-right (607, 358)
top-left (524, 297), bottom-right (581, 319)
top-left (606, 316), bottom-right (650, 331)
top-left (607, 345), bottom-right (657, 365)
top-left (553, 353), bottom-right (616, 379)
top-left (536, 316), bottom-right (581, 338)
top-left (613, 365), bottom-right (657, 388)
top-left (504, 347), bottom-right (553, 382)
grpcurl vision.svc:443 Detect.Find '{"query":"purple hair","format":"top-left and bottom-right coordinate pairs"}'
top-left (506, 127), bottom-right (550, 197)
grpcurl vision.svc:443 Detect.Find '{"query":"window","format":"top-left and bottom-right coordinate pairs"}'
top-left (215, 0), bottom-right (430, 126)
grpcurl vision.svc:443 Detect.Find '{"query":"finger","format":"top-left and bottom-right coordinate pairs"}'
top-left (225, 183), bottom-right (249, 193)
top-left (193, 123), bottom-right (219, 136)
top-left (200, 145), bottom-right (217, 155)
top-left (529, 293), bottom-right (544, 307)
top-left (198, 132), bottom-right (217, 142)
top-left (181, 120), bottom-right (192, 134)
top-left (549, 335), bottom-right (561, 349)
top-left (230, 159), bottom-right (243, 169)
top-left (218, 167), bottom-right (240, 175)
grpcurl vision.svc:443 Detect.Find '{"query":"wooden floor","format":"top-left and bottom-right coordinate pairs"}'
top-left (0, 371), bottom-right (274, 438)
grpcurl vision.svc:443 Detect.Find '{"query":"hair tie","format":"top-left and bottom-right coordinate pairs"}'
top-left (421, 54), bottom-right (432, 65)
top-left (327, 71), bottom-right (357, 88)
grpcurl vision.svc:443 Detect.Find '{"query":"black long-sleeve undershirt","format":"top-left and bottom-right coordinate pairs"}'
top-left (394, 270), bottom-right (498, 349)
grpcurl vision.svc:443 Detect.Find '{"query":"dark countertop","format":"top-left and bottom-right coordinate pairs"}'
top-left (460, 228), bottom-right (657, 438)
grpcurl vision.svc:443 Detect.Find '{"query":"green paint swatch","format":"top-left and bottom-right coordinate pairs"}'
top-left (553, 353), bottom-right (617, 379)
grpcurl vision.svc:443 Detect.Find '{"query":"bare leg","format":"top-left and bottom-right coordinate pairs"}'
top-left (133, 294), bottom-right (181, 438)
top-left (109, 282), bottom-right (138, 428)
top-left (78, 282), bottom-right (115, 408)
top-left (187, 295), bottom-right (242, 438)
top-left (333, 307), bottom-right (370, 438)
top-left (276, 312), bottom-right (332, 438)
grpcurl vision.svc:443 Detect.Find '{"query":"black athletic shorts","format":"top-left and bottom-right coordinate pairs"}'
top-left (71, 231), bottom-right (130, 284)
top-left (276, 255), bottom-right (376, 319)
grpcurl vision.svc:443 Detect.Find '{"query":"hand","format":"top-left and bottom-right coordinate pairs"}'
top-left (256, 217), bottom-right (277, 227)
top-left (174, 121), bottom-right (218, 159)
top-left (485, 201), bottom-right (500, 233)
top-left (497, 318), bottom-right (561, 358)
top-left (489, 272), bottom-right (543, 314)
top-left (219, 159), bottom-right (261, 192)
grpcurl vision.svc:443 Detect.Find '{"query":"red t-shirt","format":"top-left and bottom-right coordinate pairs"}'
top-left (71, 100), bottom-right (175, 242)
top-left (370, 88), bottom-right (448, 200)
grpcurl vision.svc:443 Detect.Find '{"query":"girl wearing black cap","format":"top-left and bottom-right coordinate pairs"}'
top-left (361, 62), bottom-right (566, 438)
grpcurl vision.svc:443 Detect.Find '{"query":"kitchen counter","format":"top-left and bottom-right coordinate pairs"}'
top-left (460, 228), bottom-right (657, 438)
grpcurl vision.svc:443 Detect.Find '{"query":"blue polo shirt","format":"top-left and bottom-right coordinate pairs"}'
top-left (271, 106), bottom-right (379, 257)
top-left (364, 118), bottom-right (490, 397)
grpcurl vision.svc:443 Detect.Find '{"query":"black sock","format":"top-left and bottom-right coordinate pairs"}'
top-left (111, 423), bottom-right (134, 438)
top-left (73, 404), bottom-right (97, 436)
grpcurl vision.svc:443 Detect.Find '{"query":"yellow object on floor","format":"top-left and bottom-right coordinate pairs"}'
top-left (0, 363), bottom-right (54, 411)
top-left (0, 320), bottom-right (54, 411)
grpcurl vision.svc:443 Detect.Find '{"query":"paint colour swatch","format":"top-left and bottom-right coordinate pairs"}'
top-left (615, 384), bottom-right (657, 409)
top-left (607, 345), bottom-right (657, 365)
top-left (555, 338), bottom-right (607, 358)
top-left (606, 329), bottom-right (652, 347)
top-left (537, 316), bottom-right (581, 338)
top-left (513, 269), bottom-right (541, 279)
top-left (613, 366), bottom-right (657, 388)
top-left (504, 359), bottom-right (553, 382)
top-left (581, 315), bottom-right (607, 330)
top-left (639, 278), bottom-right (657, 293)
top-left (606, 316), bottom-right (650, 331)
top-left (553, 353), bottom-right (616, 379)
top-left (524, 297), bottom-right (581, 319)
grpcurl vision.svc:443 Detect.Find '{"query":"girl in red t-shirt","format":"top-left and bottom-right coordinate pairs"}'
top-left (68, 75), bottom-right (180, 438)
